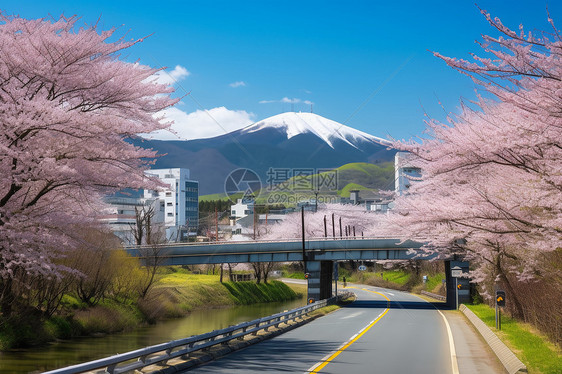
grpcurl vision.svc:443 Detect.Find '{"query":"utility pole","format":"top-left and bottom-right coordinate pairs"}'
top-left (314, 191), bottom-right (318, 212)
top-left (215, 207), bottom-right (218, 242)
top-left (324, 215), bottom-right (327, 238)
top-left (332, 213), bottom-right (335, 239)
top-left (253, 203), bottom-right (256, 240)
top-left (301, 206), bottom-right (306, 273)
top-left (339, 217), bottom-right (342, 239)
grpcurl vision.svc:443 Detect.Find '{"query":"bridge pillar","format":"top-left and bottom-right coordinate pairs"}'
top-left (307, 260), bottom-right (333, 302)
top-left (445, 259), bottom-right (470, 308)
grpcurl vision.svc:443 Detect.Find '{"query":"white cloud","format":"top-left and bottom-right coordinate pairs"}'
top-left (281, 97), bottom-right (300, 104)
top-left (145, 106), bottom-right (255, 140)
top-left (229, 81), bottom-right (246, 88)
top-left (153, 65), bottom-right (191, 86)
top-left (259, 97), bottom-right (314, 105)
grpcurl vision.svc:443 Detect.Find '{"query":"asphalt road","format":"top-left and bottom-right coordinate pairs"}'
top-left (184, 285), bottom-right (502, 373)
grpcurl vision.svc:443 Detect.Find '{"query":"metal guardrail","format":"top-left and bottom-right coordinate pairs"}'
top-left (43, 298), bottom-right (337, 374)
top-left (420, 290), bottom-right (446, 301)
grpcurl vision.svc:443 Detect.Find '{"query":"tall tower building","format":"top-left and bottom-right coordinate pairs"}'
top-left (144, 168), bottom-right (199, 241)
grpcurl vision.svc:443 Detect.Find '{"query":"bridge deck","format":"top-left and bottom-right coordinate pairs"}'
top-left (126, 238), bottom-right (429, 265)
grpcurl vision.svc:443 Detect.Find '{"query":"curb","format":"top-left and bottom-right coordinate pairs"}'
top-left (459, 305), bottom-right (527, 374)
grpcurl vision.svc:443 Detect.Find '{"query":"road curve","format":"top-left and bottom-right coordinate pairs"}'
top-left (182, 285), bottom-right (467, 373)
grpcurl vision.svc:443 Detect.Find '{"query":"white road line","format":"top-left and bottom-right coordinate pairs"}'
top-left (411, 293), bottom-right (459, 374)
top-left (341, 311), bottom-right (364, 319)
top-left (437, 308), bottom-right (460, 374)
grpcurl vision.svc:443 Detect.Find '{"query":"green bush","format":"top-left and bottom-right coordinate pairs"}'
top-left (44, 316), bottom-right (74, 339)
top-left (0, 314), bottom-right (49, 349)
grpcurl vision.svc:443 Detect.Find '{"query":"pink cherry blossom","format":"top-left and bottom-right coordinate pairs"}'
top-left (0, 13), bottom-right (176, 314)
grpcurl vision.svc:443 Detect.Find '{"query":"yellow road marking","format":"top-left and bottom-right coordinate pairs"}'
top-left (306, 288), bottom-right (390, 373)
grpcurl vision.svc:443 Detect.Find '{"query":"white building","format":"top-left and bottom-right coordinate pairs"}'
top-left (101, 195), bottom-right (165, 245)
top-left (395, 151), bottom-right (421, 196)
top-left (144, 168), bottom-right (199, 241)
top-left (230, 198), bottom-right (254, 219)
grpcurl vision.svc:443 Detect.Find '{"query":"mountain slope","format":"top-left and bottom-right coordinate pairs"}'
top-left (241, 112), bottom-right (390, 149)
top-left (136, 112), bottom-right (396, 194)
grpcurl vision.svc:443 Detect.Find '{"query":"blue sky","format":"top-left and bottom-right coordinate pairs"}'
top-left (7, 1), bottom-right (561, 141)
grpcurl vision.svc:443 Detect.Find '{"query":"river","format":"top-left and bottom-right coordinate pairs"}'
top-left (0, 298), bottom-right (306, 373)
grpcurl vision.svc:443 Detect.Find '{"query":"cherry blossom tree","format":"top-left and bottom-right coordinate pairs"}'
top-left (262, 204), bottom-right (391, 241)
top-left (390, 9), bottom-right (562, 318)
top-left (0, 14), bottom-right (176, 316)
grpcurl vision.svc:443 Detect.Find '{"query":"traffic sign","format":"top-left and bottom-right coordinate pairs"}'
top-left (358, 265), bottom-right (367, 271)
top-left (451, 266), bottom-right (462, 278)
top-left (496, 290), bottom-right (506, 307)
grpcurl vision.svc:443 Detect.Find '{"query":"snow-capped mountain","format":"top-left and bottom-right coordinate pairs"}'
top-left (134, 112), bottom-right (396, 194)
top-left (241, 112), bottom-right (391, 149)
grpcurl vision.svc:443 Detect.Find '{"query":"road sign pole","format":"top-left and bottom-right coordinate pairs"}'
top-left (495, 290), bottom-right (505, 330)
top-left (495, 298), bottom-right (498, 329)
top-left (334, 262), bottom-right (338, 297)
top-left (455, 277), bottom-right (458, 310)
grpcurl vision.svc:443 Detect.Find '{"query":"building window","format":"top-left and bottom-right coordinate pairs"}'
top-left (167, 202), bottom-right (173, 206)
top-left (165, 192), bottom-right (172, 197)
top-left (167, 212), bottom-right (173, 217)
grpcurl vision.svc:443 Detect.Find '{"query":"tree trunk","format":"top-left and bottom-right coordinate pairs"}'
top-left (228, 263), bottom-right (233, 282)
top-left (252, 263), bottom-right (262, 284)
top-left (496, 254), bottom-right (525, 319)
top-left (0, 277), bottom-right (14, 317)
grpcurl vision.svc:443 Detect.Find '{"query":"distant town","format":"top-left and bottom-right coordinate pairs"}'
top-left (102, 150), bottom-right (420, 245)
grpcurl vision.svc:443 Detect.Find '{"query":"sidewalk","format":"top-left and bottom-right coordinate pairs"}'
top-left (444, 310), bottom-right (506, 374)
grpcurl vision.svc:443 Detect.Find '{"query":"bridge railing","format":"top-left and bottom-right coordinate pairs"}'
top-left (43, 297), bottom-right (339, 374)
top-left (126, 236), bottom-right (403, 250)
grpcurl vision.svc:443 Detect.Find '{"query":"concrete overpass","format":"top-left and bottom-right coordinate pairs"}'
top-left (126, 238), bottom-right (470, 306)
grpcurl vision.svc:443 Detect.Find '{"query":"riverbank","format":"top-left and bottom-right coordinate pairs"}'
top-left (0, 268), bottom-right (303, 350)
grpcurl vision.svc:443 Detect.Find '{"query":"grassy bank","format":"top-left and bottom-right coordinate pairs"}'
top-left (466, 304), bottom-right (562, 374)
top-left (342, 270), bottom-right (446, 295)
top-left (77, 270), bottom-right (303, 330)
top-left (0, 269), bottom-right (303, 349)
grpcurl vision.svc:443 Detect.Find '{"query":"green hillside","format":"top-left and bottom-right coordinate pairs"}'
top-left (338, 183), bottom-right (370, 197)
top-left (199, 162), bottom-right (394, 206)
top-left (335, 162), bottom-right (394, 190)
